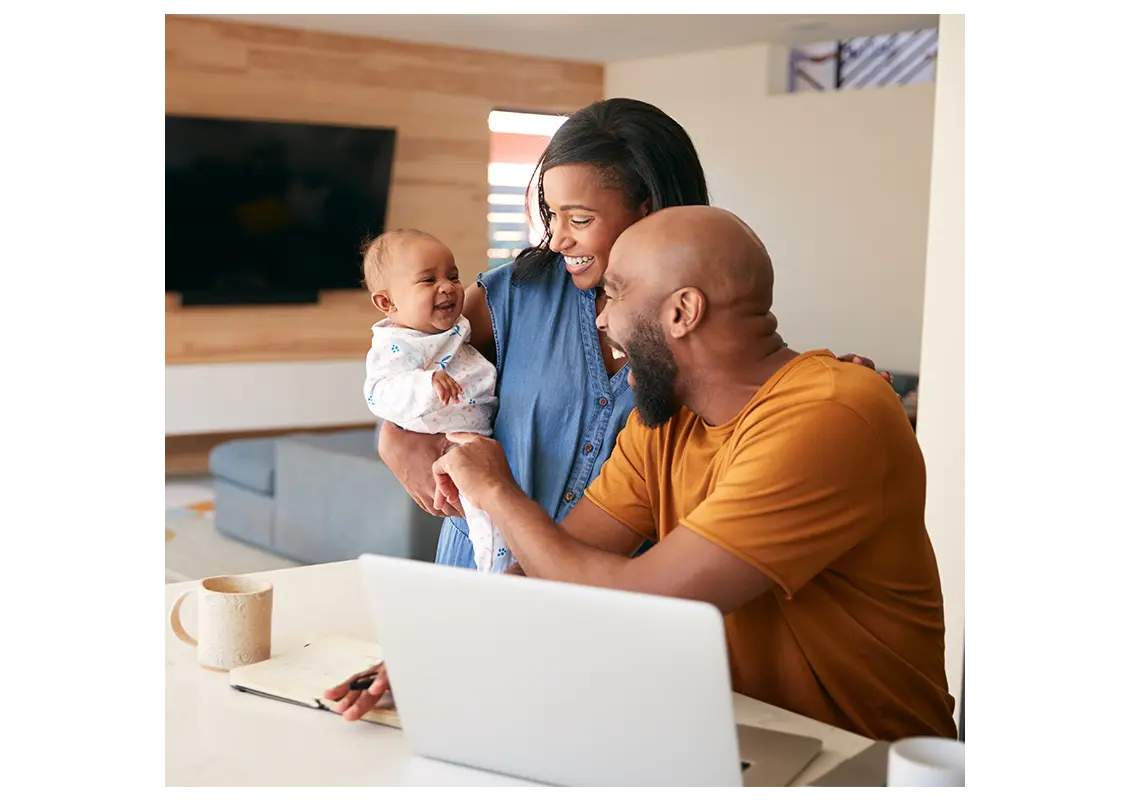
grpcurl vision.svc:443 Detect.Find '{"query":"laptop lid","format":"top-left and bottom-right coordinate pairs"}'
top-left (359, 553), bottom-right (743, 787)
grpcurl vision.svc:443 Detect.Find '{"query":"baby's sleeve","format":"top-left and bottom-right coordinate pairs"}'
top-left (363, 336), bottom-right (448, 425)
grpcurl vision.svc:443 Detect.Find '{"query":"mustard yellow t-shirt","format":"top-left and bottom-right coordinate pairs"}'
top-left (585, 351), bottom-right (956, 740)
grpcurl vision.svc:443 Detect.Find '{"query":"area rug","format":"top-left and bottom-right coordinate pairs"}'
top-left (165, 491), bottom-right (299, 582)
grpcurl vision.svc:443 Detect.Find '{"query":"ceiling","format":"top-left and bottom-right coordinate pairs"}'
top-left (202, 14), bottom-right (940, 64)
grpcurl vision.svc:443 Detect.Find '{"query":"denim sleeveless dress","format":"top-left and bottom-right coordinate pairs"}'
top-left (434, 257), bottom-right (638, 568)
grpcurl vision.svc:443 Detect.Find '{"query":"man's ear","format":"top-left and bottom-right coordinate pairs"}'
top-left (668, 288), bottom-right (705, 340)
top-left (372, 292), bottom-right (395, 314)
top-left (638, 197), bottom-right (654, 218)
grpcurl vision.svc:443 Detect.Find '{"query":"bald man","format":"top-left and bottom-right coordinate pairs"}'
top-left (431, 207), bottom-right (956, 741)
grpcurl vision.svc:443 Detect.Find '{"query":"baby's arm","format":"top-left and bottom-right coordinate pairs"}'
top-left (364, 341), bottom-right (456, 426)
top-left (431, 371), bottom-right (464, 406)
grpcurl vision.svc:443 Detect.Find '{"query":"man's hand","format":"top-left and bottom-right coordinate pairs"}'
top-left (432, 433), bottom-right (519, 512)
top-left (431, 371), bottom-right (464, 406)
top-left (323, 663), bottom-right (392, 722)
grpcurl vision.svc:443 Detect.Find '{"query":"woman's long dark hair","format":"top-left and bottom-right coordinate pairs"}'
top-left (512, 98), bottom-right (710, 282)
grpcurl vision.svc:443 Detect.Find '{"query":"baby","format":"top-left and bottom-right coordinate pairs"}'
top-left (361, 228), bottom-right (512, 574)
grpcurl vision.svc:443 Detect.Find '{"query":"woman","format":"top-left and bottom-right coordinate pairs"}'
top-left (378, 97), bottom-right (885, 570)
top-left (328, 97), bottom-right (887, 719)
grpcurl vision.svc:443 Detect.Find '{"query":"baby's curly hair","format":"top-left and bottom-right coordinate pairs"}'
top-left (360, 228), bottom-right (438, 294)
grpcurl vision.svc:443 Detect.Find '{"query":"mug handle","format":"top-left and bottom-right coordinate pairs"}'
top-left (169, 588), bottom-right (198, 648)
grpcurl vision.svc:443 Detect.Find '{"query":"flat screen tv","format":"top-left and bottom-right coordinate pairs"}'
top-left (166, 114), bottom-right (397, 306)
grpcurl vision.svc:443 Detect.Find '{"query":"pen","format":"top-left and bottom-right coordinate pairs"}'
top-left (348, 663), bottom-right (385, 691)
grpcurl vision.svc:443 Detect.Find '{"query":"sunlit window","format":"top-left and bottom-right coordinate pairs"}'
top-left (786, 29), bottom-right (937, 93)
top-left (487, 111), bottom-right (568, 270)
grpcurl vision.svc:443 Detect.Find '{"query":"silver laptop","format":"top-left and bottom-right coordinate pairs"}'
top-left (359, 553), bottom-right (743, 787)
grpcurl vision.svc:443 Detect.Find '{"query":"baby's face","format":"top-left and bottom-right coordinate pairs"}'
top-left (377, 239), bottom-right (464, 334)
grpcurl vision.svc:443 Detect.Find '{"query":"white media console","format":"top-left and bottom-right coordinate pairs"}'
top-left (165, 360), bottom-right (374, 436)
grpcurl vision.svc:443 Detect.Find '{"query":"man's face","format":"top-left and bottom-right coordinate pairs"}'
top-left (596, 244), bottom-right (682, 429)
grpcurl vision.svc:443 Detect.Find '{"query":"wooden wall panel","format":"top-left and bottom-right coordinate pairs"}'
top-left (165, 15), bottom-right (602, 365)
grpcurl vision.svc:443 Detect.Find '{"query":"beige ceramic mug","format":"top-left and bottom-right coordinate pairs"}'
top-left (169, 575), bottom-right (273, 671)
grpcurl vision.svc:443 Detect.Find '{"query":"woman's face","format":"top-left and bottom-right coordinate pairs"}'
top-left (541, 164), bottom-right (650, 291)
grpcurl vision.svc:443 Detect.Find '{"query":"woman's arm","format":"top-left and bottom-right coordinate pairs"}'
top-left (377, 421), bottom-right (463, 517)
top-left (462, 283), bottom-right (496, 365)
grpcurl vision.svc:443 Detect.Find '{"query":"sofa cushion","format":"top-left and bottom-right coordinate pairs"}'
top-left (209, 437), bottom-right (280, 496)
top-left (272, 431), bottom-right (441, 564)
top-left (213, 478), bottom-right (276, 549)
top-left (295, 429), bottom-right (381, 459)
top-left (888, 372), bottom-right (919, 398)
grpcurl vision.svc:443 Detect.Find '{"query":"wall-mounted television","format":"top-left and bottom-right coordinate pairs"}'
top-left (166, 114), bottom-right (397, 306)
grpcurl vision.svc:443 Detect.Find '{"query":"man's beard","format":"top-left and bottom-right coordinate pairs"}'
top-left (622, 317), bottom-right (681, 429)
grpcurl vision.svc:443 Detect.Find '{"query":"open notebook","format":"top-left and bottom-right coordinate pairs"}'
top-left (228, 634), bottom-right (401, 728)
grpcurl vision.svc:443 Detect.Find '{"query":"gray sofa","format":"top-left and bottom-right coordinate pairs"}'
top-left (209, 428), bottom-right (443, 565)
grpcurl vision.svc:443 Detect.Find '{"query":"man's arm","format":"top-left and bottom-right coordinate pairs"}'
top-left (563, 497), bottom-right (648, 556)
top-left (503, 497), bottom-right (646, 576)
top-left (481, 483), bottom-right (774, 615)
top-left (436, 394), bottom-right (886, 614)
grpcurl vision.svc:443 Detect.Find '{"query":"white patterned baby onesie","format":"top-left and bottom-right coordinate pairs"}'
top-left (363, 315), bottom-right (513, 573)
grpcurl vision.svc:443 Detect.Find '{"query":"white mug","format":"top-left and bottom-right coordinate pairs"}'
top-left (169, 575), bottom-right (273, 671)
top-left (887, 736), bottom-right (965, 787)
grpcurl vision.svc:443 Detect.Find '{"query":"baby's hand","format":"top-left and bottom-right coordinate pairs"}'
top-left (432, 371), bottom-right (464, 406)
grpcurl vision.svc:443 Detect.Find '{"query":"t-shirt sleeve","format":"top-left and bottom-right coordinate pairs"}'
top-left (584, 411), bottom-right (657, 541)
top-left (681, 401), bottom-right (887, 599)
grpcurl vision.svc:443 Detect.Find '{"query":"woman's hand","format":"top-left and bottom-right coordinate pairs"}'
top-left (324, 663), bottom-right (392, 722)
top-left (378, 422), bottom-right (464, 517)
top-left (836, 353), bottom-right (893, 386)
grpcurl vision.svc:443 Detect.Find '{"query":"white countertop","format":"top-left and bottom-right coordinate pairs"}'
top-left (165, 560), bottom-right (871, 786)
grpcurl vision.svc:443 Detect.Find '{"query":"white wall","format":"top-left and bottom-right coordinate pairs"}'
top-left (606, 45), bottom-right (935, 374)
top-left (914, 14), bottom-right (965, 720)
